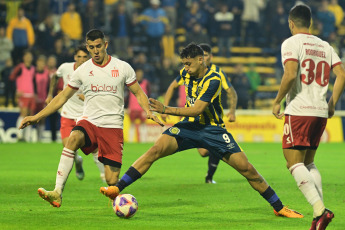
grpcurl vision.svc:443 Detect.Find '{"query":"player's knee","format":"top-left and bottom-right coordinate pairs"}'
top-left (66, 131), bottom-right (85, 149)
top-left (146, 145), bottom-right (164, 161)
top-left (106, 175), bottom-right (119, 186)
top-left (198, 149), bottom-right (209, 157)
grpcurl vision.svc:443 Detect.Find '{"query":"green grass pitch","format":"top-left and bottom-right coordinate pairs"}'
top-left (0, 142), bottom-right (344, 230)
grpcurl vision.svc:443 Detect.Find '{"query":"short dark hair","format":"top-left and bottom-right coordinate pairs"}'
top-left (180, 43), bottom-right (204, 59)
top-left (289, 4), bottom-right (311, 28)
top-left (74, 44), bottom-right (88, 55)
top-left (199, 43), bottom-right (212, 54)
top-left (86, 29), bottom-right (105, 41)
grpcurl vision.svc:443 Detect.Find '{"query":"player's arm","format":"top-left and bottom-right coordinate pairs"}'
top-left (272, 61), bottom-right (298, 119)
top-left (225, 86), bottom-right (237, 122)
top-left (328, 64), bottom-right (345, 118)
top-left (20, 86), bottom-right (76, 129)
top-left (128, 81), bottom-right (164, 126)
top-left (46, 73), bottom-right (58, 104)
top-left (150, 78), bottom-right (220, 117)
top-left (164, 80), bottom-right (179, 106)
top-left (150, 98), bottom-right (209, 117)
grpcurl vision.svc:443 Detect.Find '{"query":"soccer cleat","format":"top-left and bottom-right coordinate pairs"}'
top-left (75, 155), bottom-right (84, 180)
top-left (100, 186), bottom-right (120, 200)
top-left (310, 218), bottom-right (317, 230)
top-left (205, 177), bottom-right (216, 184)
top-left (315, 209), bottom-right (334, 230)
top-left (274, 206), bottom-right (304, 218)
top-left (37, 188), bottom-right (62, 208)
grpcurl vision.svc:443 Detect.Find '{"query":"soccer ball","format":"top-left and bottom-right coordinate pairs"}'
top-left (113, 194), bottom-right (138, 218)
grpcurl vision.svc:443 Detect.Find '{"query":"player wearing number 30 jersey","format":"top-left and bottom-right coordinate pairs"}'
top-left (273, 4), bottom-right (345, 230)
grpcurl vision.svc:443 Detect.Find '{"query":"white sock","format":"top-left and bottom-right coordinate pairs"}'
top-left (289, 163), bottom-right (325, 217)
top-left (55, 147), bottom-right (75, 194)
top-left (306, 162), bottom-right (323, 201)
top-left (16, 116), bottom-right (24, 139)
top-left (37, 122), bottom-right (45, 142)
top-left (24, 126), bottom-right (32, 142)
top-left (92, 151), bottom-right (105, 175)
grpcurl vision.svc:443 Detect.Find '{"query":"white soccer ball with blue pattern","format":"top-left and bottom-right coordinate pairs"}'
top-left (113, 194), bottom-right (138, 218)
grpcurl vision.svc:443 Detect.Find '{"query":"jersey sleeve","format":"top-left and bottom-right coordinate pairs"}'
top-left (68, 67), bottom-right (82, 90)
top-left (175, 74), bottom-right (184, 86)
top-left (124, 62), bottom-right (137, 86)
top-left (56, 64), bottom-right (65, 78)
top-left (330, 46), bottom-right (342, 68)
top-left (198, 78), bottom-right (221, 103)
top-left (281, 38), bottom-right (299, 66)
top-left (219, 69), bottom-right (231, 90)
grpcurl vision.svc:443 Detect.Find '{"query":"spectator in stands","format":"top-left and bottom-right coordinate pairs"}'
top-left (228, 0), bottom-right (243, 44)
top-left (103, 0), bottom-right (118, 33)
top-left (60, 3), bottom-right (82, 45)
top-left (53, 38), bottom-right (73, 66)
top-left (6, 7), bottom-right (35, 65)
top-left (157, 57), bottom-right (179, 106)
top-left (0, 26), bottom-right (13, 72)
top-left (246, 63), bottom-right (261, 109)
top-left (110, 3), bottom-right (133, 60)
top-left (316, 0), bottom-right (336, 40)
top-left (271, 2), bottom-right (290, 48)
top-left (46, 55), bottom-right (60, 142)
top-left (49, 0), bottom-right (69, 24)
top-left (128, 68), bottom-right (151, 142)
top-left (185, 23), bottom-right (211, 45)
top-left (133, 52), bottom-right (158, 87)
top-left (183, 1), bottom-right (208, 31)
top-left (231, 64), bottom-right (251, 109)
top-left (1, 58), bottom-right (16, 107)
top-left (138, 0), bottom-right (168, 59)
top-left (82, 0), bottom-right (103, 33)
top-left (34, 55), bottom-right (50, 142)
top-left (10, 50), bottom-right (35, 142)
top-left (241, 0), bottom-right (266, 46)
top-left (214, 3), bottom-right (234, 57)
top-left (161, 0), bottom-right (178, 35)
top-left (35, 14), bottom-right (61, 55)
top-left (328, 0), bottom-right (344, 28)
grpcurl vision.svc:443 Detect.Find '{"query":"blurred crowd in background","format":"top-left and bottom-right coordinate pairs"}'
top-left (1, 0), bottom-right (345, 111)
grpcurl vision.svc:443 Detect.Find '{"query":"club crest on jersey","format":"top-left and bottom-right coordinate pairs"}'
top-left (111, 68), bottom-right (119, 77)
top-left (89, 70), bottom-right (94, 76)
top-left (169, 127), bottom-right (180, 135)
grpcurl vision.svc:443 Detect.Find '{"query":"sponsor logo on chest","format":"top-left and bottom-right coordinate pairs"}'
top-left (91, 84), bottom-right (117, 93)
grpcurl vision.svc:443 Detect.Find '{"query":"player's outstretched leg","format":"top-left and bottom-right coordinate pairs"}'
top-left (100, 134), bottom-right (178, 200)
top-left (75, 153), bottom-right (84, 180)
top-left (37, 188), bottom-right (62, 208)
top-left (223, 151), bottom-right (303, 218)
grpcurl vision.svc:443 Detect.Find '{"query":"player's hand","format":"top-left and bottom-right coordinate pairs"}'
top-left (19, 116), bottom-right (39, 129)
top-left (77, 94), bottom-right (85, 101)
top-left (161, 113), bottom-right (169, 122)
top-left (149, 98), bottom-right (165, 113)
top-left (45, 95), bottom-right (53, 105)
top-left (227, 112), bottom-right (236, 122)
top-left (272, 102), bottom-right (284, 119)
top-left (146, 110), bottom-right (164, 127)
top-left (328, 98), bottom-right (335, 118)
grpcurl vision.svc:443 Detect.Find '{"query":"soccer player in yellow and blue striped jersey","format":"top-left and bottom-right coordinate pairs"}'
top-left (163, 43), bottom-right (237, 183)
top-left (101, 43), bottom-right (304, 218)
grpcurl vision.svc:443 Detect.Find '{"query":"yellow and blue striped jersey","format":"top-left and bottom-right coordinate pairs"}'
top-left (209, 63), bottom-right (232, 90)
top-left (175, 67), bottom-right (225, 127)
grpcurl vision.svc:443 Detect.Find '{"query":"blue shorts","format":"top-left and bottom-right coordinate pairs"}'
top-left (163, 121), bottom-right (242, 159)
